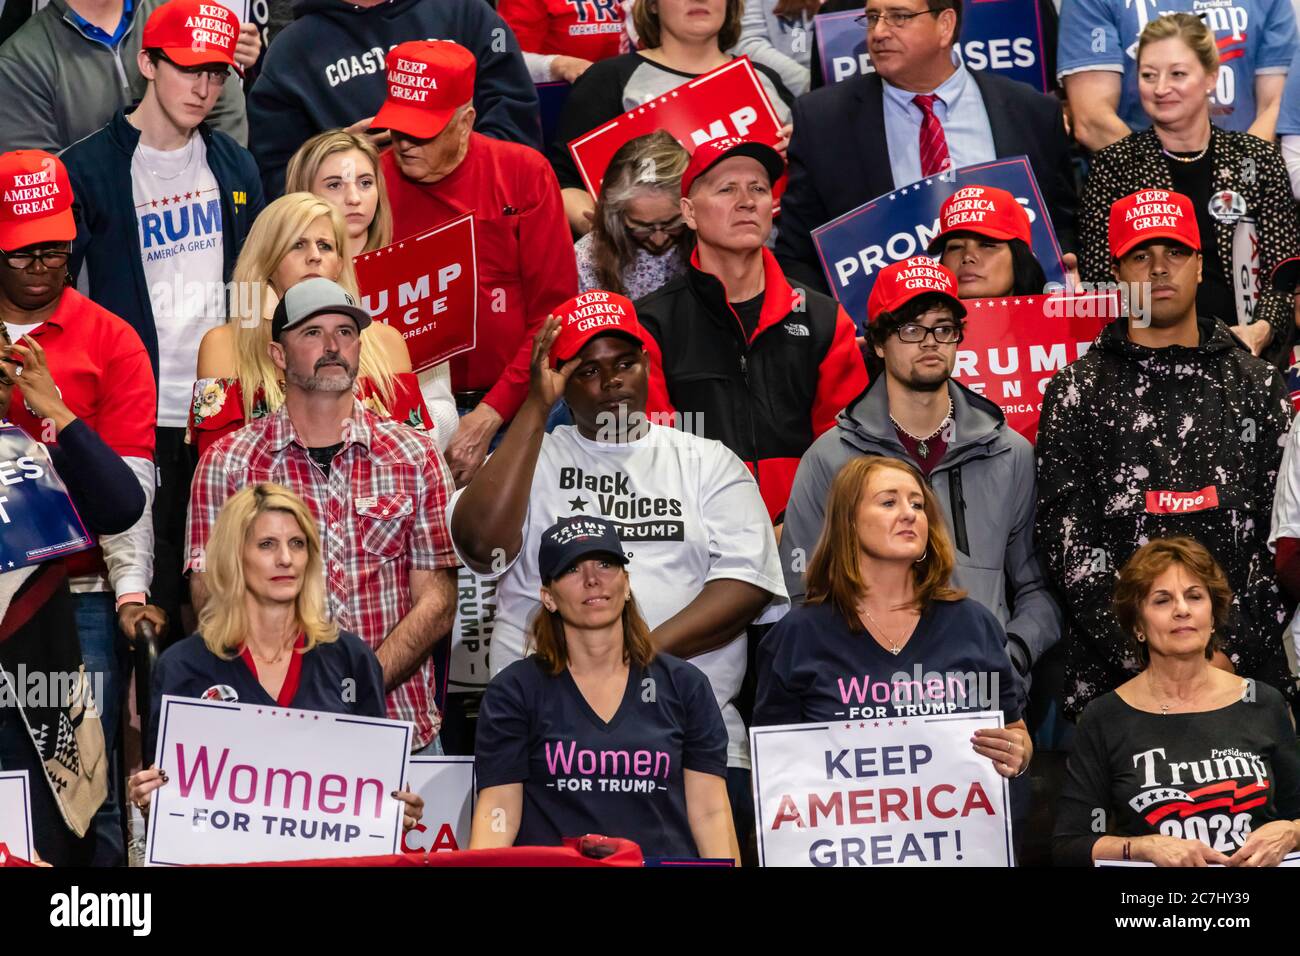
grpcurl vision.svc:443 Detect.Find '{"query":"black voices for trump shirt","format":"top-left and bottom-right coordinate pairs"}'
top-left (753, 599), bottom-right (1024, 726)
top-left (1053, 683), bottom-right (1300, 866)
top-left (475, 654), bottom-right (729, 858)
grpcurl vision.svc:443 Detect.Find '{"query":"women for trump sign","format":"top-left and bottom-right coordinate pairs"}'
top-left (750, 713), bottom-right (1013, 867)
top-left (146, 697), bottom-right (412, 866)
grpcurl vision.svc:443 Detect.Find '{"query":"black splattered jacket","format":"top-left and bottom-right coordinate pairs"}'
top-left (1036, 315), bottom-right (1296, 718)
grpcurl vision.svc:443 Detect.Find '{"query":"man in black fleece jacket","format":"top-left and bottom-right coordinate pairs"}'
top-left (248, 0), bottom-right (541, 198)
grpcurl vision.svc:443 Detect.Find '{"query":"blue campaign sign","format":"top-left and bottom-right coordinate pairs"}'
top-left (812, 156), bottom-right (1066, 331)
top-left (815, 0), bottom-right (1048, 90)
top-left (0, 424), bottom-right (93, 572)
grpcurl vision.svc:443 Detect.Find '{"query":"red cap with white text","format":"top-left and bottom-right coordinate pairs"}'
top-left (551, 290), bottom-right (646, 366)
top-left (142, 0), bottom-right (239, 67)
top-left (1108, 189), bottom-right (1201, 259)
top-left (372, 41), bottom-right (477, 140)
top-left (680, 136), bottom-right (785, 196)
top-left (927, 185), bottom-right (1032, 253)
top-left (0, 150), bottom-right (75, 251)
top-left (867, 257), bottom-right (966, 324)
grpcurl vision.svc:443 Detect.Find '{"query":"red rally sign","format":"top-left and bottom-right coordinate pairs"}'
top-left (568, 57), bottom-right (786, 204)
top-left (354, 212), bottom-right (478, 374)
top-left (949, 290), bottom-right (1119, 442)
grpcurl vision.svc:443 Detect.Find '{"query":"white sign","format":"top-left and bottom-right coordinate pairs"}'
top-left (750, 712), bottom-right (1013, 867)
top-left (448, 567), bottom-right (496, 691)
top-left (146, 696), bottom-right (412, 866)
top-left (0, 770), bottom-right (34, 863)
top-left (400, 756), bottom-right (475, 853)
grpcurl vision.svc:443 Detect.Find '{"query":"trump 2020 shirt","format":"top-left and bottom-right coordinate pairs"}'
top-left (1056, 0), bottom-right (1297, 133)
top-left (753, 599), bottom-right (1025, 726)
top-left (474, 653), bottom-right (729, 858)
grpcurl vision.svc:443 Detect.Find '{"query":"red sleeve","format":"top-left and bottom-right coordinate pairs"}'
top-left (189, 378), bottom-right (245, 460)
top-left (185, 443), bottom-right (234, 574)
top-left (810, 305), bottom-right (869, 438)
top-left (496, 0), bottom-right (549, 52)
top-left (1276, 537), bottom-right (1300, 603)
top-left (639, 326), bottom-right (676, 425)
top-left (98, 320), bottom-right (157, 460)
top-left (482, 157), bottom-right (579, 422)
top-left (389, 372), bottom-right (433, 431)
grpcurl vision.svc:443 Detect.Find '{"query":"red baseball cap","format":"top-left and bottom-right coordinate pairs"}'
top-left (1108, 189), bottom-right (1200, 259)
top-left (927, 185), bottom-right (1031, 253)
top-left (0, 150), bottom-right (75, 251)
top-left (867, 257), bottom-right (967, 324)
top-left (551, 291), bottom-right (646, 366)
top-left (372, 41), bottom-right (477, 140)
top-left (680, 136), bottom-right (785, 196)
top-left (142, 0), bottom-right (239, 68)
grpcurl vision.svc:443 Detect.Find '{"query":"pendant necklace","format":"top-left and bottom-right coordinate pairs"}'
top-left (892, 397), bottom-right (953, 459)
top-left (861, 605), bottom-right (909, 655)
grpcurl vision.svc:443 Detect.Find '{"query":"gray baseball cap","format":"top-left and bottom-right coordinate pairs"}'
top-left (271, 277), bottom-right (373, 341)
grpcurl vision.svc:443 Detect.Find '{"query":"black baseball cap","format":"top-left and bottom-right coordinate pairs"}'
top-left (538, 515), bottom-right (629, 582)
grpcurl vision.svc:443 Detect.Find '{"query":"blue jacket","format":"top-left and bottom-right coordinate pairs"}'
top-left (61, 108), bottom-right (265, 382)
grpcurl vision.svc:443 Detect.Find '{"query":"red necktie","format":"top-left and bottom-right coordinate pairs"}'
top-left (913, 93), bottom-right (951, 177)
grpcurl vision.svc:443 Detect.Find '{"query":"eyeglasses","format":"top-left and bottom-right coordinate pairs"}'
top-left (856, 7), bottom-right (944, 29)
top-left (893, 323), bottom-right (963, 343)
top-left (623, 215), bottom-right (687, 239)
top-left (0, 248), bottom-right (69, 270)
top-left (159, 53), bottom-right (230, 86)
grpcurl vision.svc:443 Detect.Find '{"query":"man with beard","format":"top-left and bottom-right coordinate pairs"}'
top-left (780, 257), bottom-right (1060, 684)
top-left (1037, 189), bottom-right (1296, 720)
top-left (185, 277), bottom-right (459, 755)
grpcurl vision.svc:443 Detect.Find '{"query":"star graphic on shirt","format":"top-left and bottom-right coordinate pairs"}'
top-left (184, 191), bottom-right (193, 200)
top-left (568, 496), bottom-right (588, 511)
top-left (150, 200), bottom-right (159, 208)
top-left (172, 194), bottom-right (182, 204)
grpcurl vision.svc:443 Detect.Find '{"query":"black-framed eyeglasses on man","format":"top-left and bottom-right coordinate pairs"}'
top-left (0, 248), bottom-right (70, 270)
top-left (157, 53), bottom-right (231, 85)
top-left (856, 7), bottom-right (946, 29)
top-left (892, 322), bottom-right (963, 344)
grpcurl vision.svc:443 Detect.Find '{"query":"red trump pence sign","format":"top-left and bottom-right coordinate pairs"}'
top-left (354, 212), bottom-right (478, 374)
top-left (568, 57), bottom-right (786, 201)
top-left (951, 290), bottom-right (1119, 442)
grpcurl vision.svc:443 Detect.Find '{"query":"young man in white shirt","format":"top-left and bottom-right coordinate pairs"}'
top-left (62, 0), bottom-right (265, 645)
top-left (450, 290), bottom-right (788, 856)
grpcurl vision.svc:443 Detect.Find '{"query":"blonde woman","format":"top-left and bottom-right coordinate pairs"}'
top-left (127, 483), bottom-right (423, 832)
top-left (286, 131), bottom-right (458, 451)
top-left (189, 193), bottom-right (432, 457)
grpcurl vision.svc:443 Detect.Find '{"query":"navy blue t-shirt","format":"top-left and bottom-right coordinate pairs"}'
top-left (475, 653), bottom-right (729, 858)
top-left (146, 630), bottom-right (386, 760)
top-left (754, 599), bottom-right (1025, 726)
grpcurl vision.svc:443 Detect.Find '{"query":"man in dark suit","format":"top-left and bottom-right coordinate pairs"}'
top-left (776, 0), bottom-right (1077, 295)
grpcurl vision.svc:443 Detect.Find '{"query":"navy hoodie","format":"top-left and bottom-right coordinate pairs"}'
top-left (247, 0), bottom-right (541, 198)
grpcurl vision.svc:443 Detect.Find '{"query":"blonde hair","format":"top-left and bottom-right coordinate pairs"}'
top-left (805, 456), bottom-right (965, 627)
top-left (284, 130), bottom-right (394, 254)
top-left (197, 483), bottom-right (339, 659)
top-left (1138, 12), bottom-right (1220, 74)
top-left (229, 192), bottom-right (398, 421)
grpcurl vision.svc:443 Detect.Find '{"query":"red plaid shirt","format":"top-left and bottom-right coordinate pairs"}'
top-left (185, 401), bottom-right (457, 748)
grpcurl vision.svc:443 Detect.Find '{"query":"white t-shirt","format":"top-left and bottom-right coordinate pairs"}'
top-left (132, 135), bottom-right (226, 428)
top-left (448, 423), bottom-right (789, 768)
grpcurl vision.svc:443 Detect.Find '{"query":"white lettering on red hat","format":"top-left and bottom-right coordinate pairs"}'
top-left (389, 57), bottom-right (439, 103)
top-left (1126, 202), bottom-right (1182, 221)
top-left (951, 187), bottom-right (986, 199)
top-left (1132, 190), bottom-right (1170, 204)
top-left (4, 169), bottom-right (58, 217)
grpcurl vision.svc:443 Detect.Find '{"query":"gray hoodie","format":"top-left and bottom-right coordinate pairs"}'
top-left (0, 0), bottom-right (247, 153)
top-left (779, 377), bottom-right (1062, 676)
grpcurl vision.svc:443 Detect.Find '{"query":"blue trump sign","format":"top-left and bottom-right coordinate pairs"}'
top-left (812, 157), bottom-right (1066, 331)
top-left (815, 0), bottom-right (1048, 90)
top-left (0, 424), bottom-right (92, 572)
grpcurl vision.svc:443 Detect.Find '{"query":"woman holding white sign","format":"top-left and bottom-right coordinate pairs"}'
top-left (471, 515), bottom-right (741, 862)
top-left (1053, 537), bottom-right (1300, 867)
top-left (754, 456), bottom-right (1031, 778)
top-left (129, 483), bottom-right (424, 834)
top-left (189, 193), bottom-right (432, 457)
